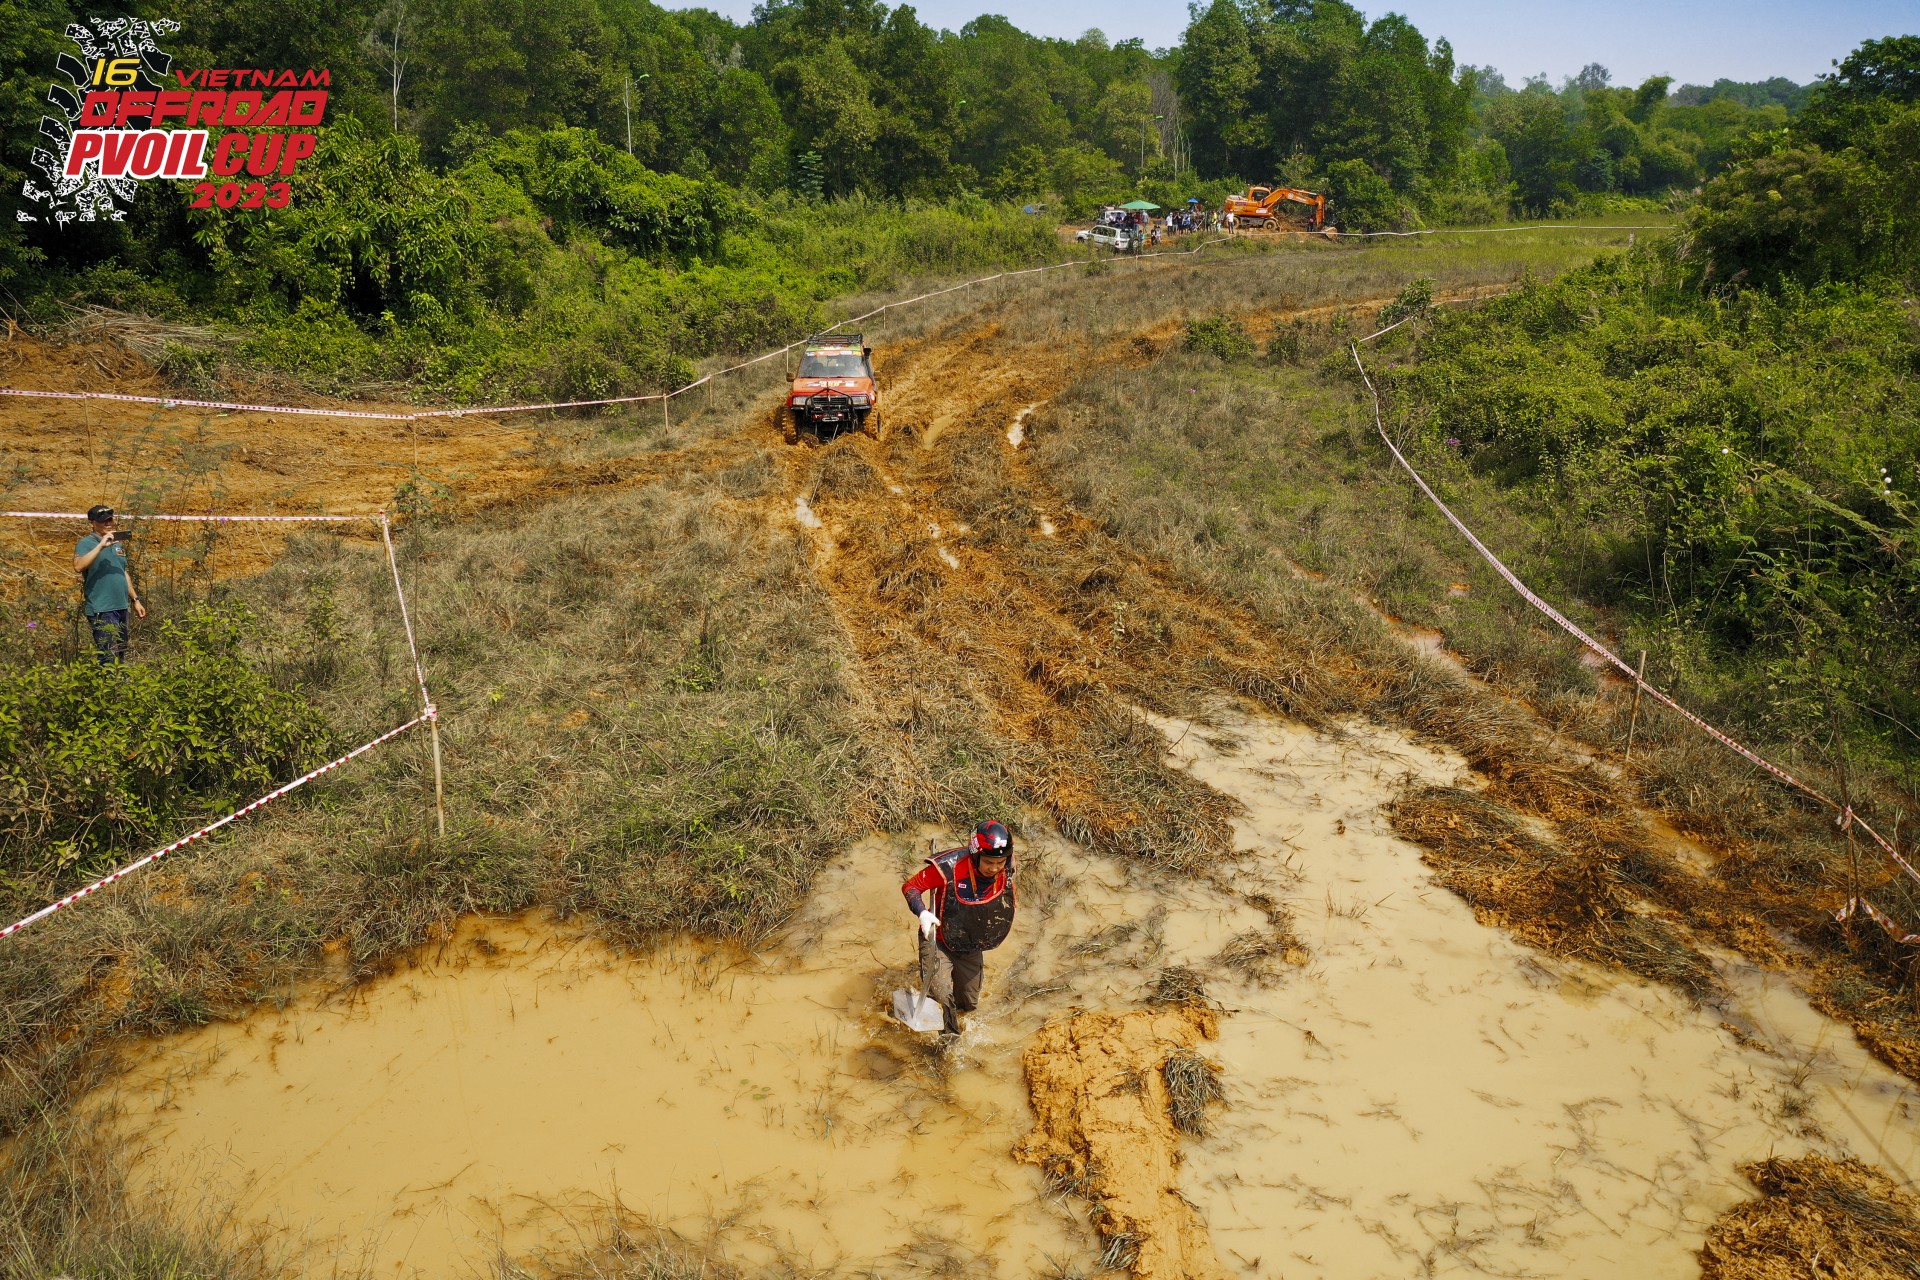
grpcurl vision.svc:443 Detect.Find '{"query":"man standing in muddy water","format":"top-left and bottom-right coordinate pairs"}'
top-left (901, 820), bottom-right (1017, 1036)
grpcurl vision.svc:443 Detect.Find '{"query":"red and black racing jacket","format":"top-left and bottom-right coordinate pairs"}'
top-left (902, 845), bottom-right (1016, 953)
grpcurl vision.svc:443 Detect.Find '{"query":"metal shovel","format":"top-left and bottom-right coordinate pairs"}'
top-left (891, 986), bottom-right (946, 1032)
top-left (891, 922), bottom-right (947, 1032)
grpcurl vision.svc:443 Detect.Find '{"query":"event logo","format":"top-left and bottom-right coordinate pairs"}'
top-left (19, 16), bottom-right (330, 225)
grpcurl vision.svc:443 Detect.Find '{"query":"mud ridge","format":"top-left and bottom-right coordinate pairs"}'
top-left (1015, 1006), bottom-right (1229, 1279)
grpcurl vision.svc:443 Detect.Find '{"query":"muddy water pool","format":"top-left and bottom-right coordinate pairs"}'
top-left (1151, 713), bottom-right (1920, 1278)
top-left (104, 838), bottom-right (1102, 1276)
top-left (99, 707), bottom-right (1918, 1278)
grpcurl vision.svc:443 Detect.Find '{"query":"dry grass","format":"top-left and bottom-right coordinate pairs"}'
top-left (1096, 1228), bottom-right (1144, 1272)
top-left (60, 304), bottom-right (230, 363)
top-left (1386, 784), bottom-right (1721, 996)
top-left (1699, 1154), bottom-right (1920, 1280)
top-left (0, 475), bottom-right (897, 1122)
top-left (1069, 921), bottom-right (1140, 958)
top-left (0, 1109), bottom-right (304, 1280)
top-left (1144, 965), bottom-right (1214, 1008)
top-left (1160, 1046), bottom-right (1227, 1137)
top-left (1211, 928), bottom-right (1306, 985)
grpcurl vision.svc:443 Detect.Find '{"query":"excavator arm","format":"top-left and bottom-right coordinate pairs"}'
top-left (1225, 185), bottom-right (1327, 230)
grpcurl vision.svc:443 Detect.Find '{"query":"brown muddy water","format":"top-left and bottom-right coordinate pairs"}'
top-left (98, 708), bottom-right (1919, 1278)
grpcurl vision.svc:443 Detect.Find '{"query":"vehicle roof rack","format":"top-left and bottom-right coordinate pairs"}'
top-left (804, 332), bottom-right (863, 348)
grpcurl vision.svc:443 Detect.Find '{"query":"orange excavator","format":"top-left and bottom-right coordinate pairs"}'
top-left (1223, 185), bottom-right (1328, 231)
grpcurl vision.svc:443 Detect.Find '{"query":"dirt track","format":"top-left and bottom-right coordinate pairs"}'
top-left (2, 292), bottom-right (1390, 859)
top-left (0, 284), bottom-right (1477, 579)
top-left (771, 305), bottom-right (1414, 863)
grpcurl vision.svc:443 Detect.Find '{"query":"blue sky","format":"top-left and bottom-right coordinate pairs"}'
top-left (692, 1), bottom-right (1920, 87)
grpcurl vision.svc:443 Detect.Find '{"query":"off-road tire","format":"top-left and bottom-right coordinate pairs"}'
top-left (862, 409), bottom-right (880, 440)
top-left (778, 404), bottom-right (798, 445)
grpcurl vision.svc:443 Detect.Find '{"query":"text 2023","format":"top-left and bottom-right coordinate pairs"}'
top-left (191, 181), bottom-right (291, 209)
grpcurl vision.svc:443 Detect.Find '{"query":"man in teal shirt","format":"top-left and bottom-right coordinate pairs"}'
top-left (74, 505), bottom-right (146, 663)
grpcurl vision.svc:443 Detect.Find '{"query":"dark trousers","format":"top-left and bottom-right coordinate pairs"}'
top-left (89, 609), bottom-right (129, 664)
top-left (919, 933), bottom-right (985, 1033)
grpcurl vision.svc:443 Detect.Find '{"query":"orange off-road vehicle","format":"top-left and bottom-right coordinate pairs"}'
top-left (782, 334), bottom-right (879, 444)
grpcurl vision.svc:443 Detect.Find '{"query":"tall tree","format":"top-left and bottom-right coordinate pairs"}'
top-left (1798, 34), bottom-right (1920, 147)
top-left (1177, 0), bottom-right (1259, 172)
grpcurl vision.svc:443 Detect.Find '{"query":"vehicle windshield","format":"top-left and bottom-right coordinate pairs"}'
top-left (799, 352), bottom-right (866, 378)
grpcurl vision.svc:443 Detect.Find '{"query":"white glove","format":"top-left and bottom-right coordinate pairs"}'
top-left (919, 909), bottom-right (939, 939)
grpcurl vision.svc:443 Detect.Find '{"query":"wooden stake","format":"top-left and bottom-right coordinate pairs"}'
top-left (429, 716), bottom-right (446, 837)
top-left (1832, 702), bottom-right (1860, 910)
top-left (378, 510), bottom-right (445, 840)
top-left (1624, 649), bottom-right (1648, 764)
top-left (662, 394), bottom-right (669, 431)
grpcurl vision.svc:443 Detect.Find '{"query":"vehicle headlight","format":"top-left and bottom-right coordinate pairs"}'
top-left (849, 395), bottom-right (870, 406)
top-left (789, 394), bottom-right (809, 406)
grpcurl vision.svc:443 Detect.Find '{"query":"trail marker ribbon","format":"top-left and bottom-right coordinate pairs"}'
top-left (2, 508), bottom-right (444, 939)
top-left (0, 712), bottom-right (433, 940)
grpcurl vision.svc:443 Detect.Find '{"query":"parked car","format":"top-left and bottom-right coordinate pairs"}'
top-left (1076, 225), bottom-right (1135, 252)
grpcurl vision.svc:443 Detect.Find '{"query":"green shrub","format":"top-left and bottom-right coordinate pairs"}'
top-left (0, 602), bottom-right (333, 893)
top-left (1326, 158), bottom-right (1422, 232)
top-left (1377, 276), bottom-right (1436, 328)
top-left (1390, 248), bottom-right (1920, 761)
top-left (1424, 187), bottom-right (1513, 226)
top-left (1686, 101), bottom-right (1920, 291)
top-left (1687, 145), bottom-right (1882, 287)
top-left (154, 343), bottom-right (219, 396)
top-left (1183, 315), bottom-right (1256, 361)
top-left (24, 127), bottom-right (1069, 408)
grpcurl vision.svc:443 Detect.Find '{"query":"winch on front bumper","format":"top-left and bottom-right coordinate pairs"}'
top-left (790, 389), bottom-right (870, 437)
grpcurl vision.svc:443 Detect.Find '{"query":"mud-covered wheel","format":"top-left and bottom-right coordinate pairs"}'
top-left (777, 404), bottom-right (797, 445)
top-left (861, 408), bottom-right (880, 440)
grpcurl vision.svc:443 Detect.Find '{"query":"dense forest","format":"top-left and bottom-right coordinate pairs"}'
top-left (0, 0), bottom-right (1826, 401)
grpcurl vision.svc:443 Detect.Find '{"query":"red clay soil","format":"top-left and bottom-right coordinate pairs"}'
top-left (1014, 1006), bottom-right (1231, 1280)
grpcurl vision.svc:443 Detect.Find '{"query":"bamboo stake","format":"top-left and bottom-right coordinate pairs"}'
top-left (1836, 710), bottom-right (1860, 910)
top-left (1624, 649), bottom-right (1648, 764)
top-left (428, 717), bottom-right (446, 838)
top-left (379, 512), bottom-right (445, 838)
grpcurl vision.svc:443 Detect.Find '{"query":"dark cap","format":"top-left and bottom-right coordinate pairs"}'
top-left (86, 505), bottom-right (114, 522)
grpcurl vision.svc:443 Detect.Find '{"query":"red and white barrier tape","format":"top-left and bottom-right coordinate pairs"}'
top-left (0, 240), bottom-right (1225, 422)
top-left (0, 224), bottom-right (1646, 425)
top-left (0, 387), bottom-right (422, 420)
top-left (0, 710), bottom-right (434, 941)
top-left (1347, 312), bottom-right (1920, 935)
top-left (1835, 897), bottom-right (1920, 945)
top-left (4, 511), bottom-right (374, 521)
top-left (1342, 224), bottom-right (1671, 238)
